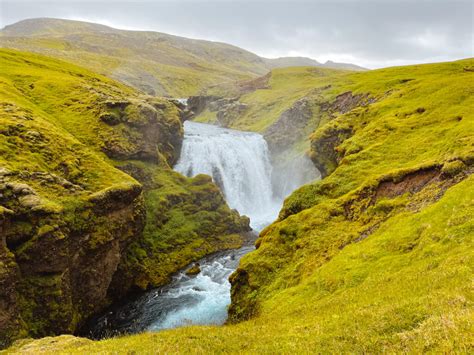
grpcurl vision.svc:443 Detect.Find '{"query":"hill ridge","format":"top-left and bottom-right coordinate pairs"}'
top-left (0, 18), bottom-right (366, 96)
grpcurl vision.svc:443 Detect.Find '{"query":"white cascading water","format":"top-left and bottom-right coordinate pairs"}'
top-left (174, 121), bottom-right (281, 231)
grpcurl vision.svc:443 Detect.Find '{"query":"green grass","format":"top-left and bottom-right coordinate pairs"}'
top-left (0, 48), bottom-right (139, 197)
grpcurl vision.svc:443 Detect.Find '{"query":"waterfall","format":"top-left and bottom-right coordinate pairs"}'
top-left (174, 121), bottom-right (280, 230)
top-left (85, 121), bottom-right (321, 337)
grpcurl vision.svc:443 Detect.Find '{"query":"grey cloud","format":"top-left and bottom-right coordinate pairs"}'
top-left (1, 0), bottom-right (472, 68)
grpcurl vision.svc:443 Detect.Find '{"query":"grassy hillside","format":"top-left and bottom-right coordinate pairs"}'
top-left (5, 59), bottom-right (472, 353)
top-left (0, 18), bottom-right (366, 98)
top-left (0, 19), bottom-right (267, 97)
top-left (0, 48), bottom-right (248, 346)
top-left (0, 18), bottom-right (269, 97)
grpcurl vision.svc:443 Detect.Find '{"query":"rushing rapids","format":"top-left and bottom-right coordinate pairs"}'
top-left (85, 121), bottom-right (319, 338)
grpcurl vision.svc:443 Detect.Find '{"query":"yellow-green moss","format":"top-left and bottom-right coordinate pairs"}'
top-left (2, 48), bottom-right (473, 352)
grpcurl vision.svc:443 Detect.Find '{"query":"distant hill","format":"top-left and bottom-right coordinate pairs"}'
top-left (264, 56), bottom-right (322, 68)
top-left (0, 18), bottom-right (269, 96)
top-left (321, 60), bottom-right (367, 71)
top-left (0, 18), bottom-right (366, 96)
top-left (264, 57), bottom-right (367, 71)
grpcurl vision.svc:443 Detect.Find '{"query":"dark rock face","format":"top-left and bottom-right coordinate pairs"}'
top-left (186, 96), bottom-right (248, 127)
top-left (100, 98), bottom-right (183, 166)
top-left (0, 173), bottom-right (145, 346)
top-left (264, 99), bottom-right (313, 154)
top-left (228, 268), bottom-right (257, 322)
top-left (0, 209), bottom-right (21, 348)
top-left (310, 91), bottom-right (375, 177)
top-left (186, 96), bottom-right (221, 117)
top-left (310, 125), bottom-right (353, 178)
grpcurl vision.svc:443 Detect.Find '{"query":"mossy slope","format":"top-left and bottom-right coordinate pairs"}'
top-left (0, 48), bottom-right (248, 347)
top-left (229, 59), bottom-right (474, 350)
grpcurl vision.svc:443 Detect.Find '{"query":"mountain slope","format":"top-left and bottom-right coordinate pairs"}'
top-left (264, 57), bottom-right (367, 71)
top-left (5, 59), bottom-right (473, 353)
top-left (263, 56), bottom-right (322, 68)
top-left (0, 18), bottom-right (269, 96)
top-left (321, 59), bottom-right (367, 71)
top-left (0, 18), bottom-right (366, 97)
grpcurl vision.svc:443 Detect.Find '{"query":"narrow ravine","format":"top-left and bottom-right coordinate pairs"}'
top-left (85, 121), bottom-right (318, 338)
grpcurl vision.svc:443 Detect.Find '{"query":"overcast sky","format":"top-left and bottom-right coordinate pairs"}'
top-left (1, 0), bottom-right (472, 68)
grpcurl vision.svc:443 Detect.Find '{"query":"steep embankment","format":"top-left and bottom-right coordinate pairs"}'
top-left (0, 49), bottom-right (248, 347)
top-left (228, 59), bottom-right (474, 349)
top-left (6, 58), bottom-right (472, 353)
top-left (0, 18), bottom-right (365, 97)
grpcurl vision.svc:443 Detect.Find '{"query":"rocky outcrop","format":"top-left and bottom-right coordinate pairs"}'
top-left (0, 172), bottom-right (145, 347)
top-left (100, 98), bottom-right (183, 166)
top-left (186, 96), bottom-right (221, 117)
top-left (309, 91), bottom-right (375, 177)
top-left (186, 96), bottom-right (248, 127)
top-left (309, 124), bottom-right (353, 177)
top-left (263, 99), bottom-right (313, 154)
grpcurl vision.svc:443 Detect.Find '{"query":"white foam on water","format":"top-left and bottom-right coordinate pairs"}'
top-left (148, 254), bottom-right (238, 331)
top-left (174, 121), bottom-right (281, 231)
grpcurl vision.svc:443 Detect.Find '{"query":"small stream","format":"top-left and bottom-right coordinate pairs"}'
top-left (84, 246), bottom-right (254, 339)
